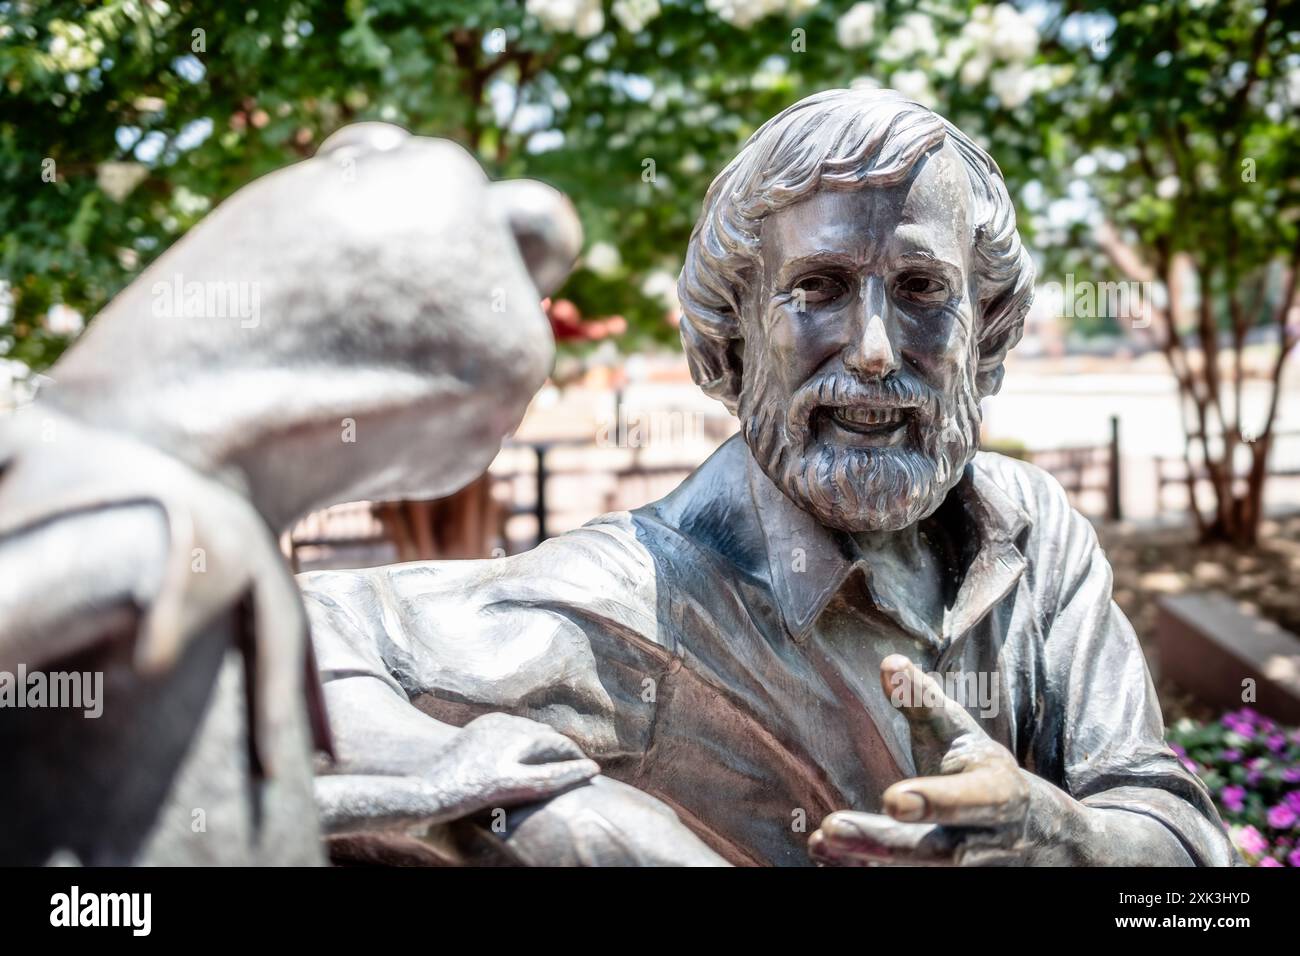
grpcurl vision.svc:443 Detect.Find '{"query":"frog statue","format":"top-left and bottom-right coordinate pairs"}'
top-left (0, 122), bottom-right (720, 865)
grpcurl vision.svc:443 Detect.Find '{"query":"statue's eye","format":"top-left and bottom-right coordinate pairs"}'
top-left (791, 274), bottom-right (847, 305)
top-left (895, 273), bottom-right (948, 302)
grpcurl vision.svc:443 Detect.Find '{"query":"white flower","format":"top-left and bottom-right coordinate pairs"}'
top-left (585, 241), bottom-right (622, 277)
top-left (880, 12), bottom-right (939, 62)
top-left (527, 0), bottom-right (604, 37)
top-left (990, 65), bottom-right (1031, 108)
top-left (526, 0), bottom-right (569, 31)
top-left (932, 36), bottom-right (971, 79)
top-left (990, 63), bottom-right (1054, 108)
top-left (706, 0), bottom-right (805, 29)
top-left (47, 18), bottom-right (100, 72)
top-left (96, 161), bottom-right (148, 201)
top-left (961, 54), bottom-right (992, 86)
top-left (45, 304), bottom-right (85, 336)
top-left (990, 3), bottom-right (1038, 62)
top-left (641, 269), bottom-right (681, 312)
top-left (612, 0), bottom-right (661, 32)
top-left (902, 13), bottom-right (939, 55)
top-left (575, 0), bottom-right (605, 37)
top-left (1156, 176), bottom-right (1180, 200)
top-left (706, 0), bottom-right (772, 29)
top-left (962, 6), bottom-right (994, 51)
top-left (1072, 155), bottom-right (1098, 177)
top-left (679, 153), bottom-right (705, 175)
top-left (891, 69), bottom-right (934, 107)
top-left (960, 3), bottom-right (1039, 64)
top-left (173, 185), bottom-right (211, 217)
top-left (1286, 66), bottom-right (1300, 108)
top-left (835, 2), bottom-right (877, 50)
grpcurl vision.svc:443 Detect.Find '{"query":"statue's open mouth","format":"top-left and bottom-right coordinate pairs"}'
top-left (816, 405), bottom-right (913, 447)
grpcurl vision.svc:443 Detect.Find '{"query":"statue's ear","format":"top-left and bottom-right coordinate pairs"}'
top-left (489, 180), bottom-right (584, 298)
top-left (680, 315), bottom-right (744, 414)
top-left (974, 275), bottom-right (1031, 398)
top-left (975, 362), bottom-right (1006, 398)
top-left (975, 320), bottom-right (1022, 398)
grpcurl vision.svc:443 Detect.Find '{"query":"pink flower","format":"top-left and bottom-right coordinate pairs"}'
top-left (1259, 857), bottom-right (1283, 867)
top-left (1289, 848), bottom-right (1300, 868)
top-left (1221, 749), bottom-right (1242, 763)
top-left (1267, 734), bottom-right (1288, 754)
top-left (1221, 785), bottom-right (1246, 813)
top-left (1223, 711), bottom-right (1256, 735)
top-left (1283, 768), bottom-right (1300, 784)
top-left (1237, 825), bottom-right (1269, 856)
top-left (1267, 803), bottom-right (1298, 829)
top-left (1285, 791), bottom-right (1300, 813)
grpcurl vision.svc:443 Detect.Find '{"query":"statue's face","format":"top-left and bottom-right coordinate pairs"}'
top-left (738, 145), bottom-right (983, 532)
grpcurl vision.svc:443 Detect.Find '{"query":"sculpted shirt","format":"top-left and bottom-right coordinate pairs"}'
top-left (299, 436), bottom-right (1234, 866)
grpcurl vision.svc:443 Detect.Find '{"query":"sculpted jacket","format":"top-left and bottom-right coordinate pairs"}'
top-left (299, 436), bottom-right (1236, 866)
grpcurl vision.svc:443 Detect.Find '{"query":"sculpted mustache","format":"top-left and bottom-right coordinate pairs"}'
top-left (786, 371), bottom-right (940, 435)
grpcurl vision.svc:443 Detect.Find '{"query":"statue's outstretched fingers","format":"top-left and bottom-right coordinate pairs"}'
top-left (809, 811), bottom-right (962, 866)
top-left (883, 767), bottom-right (1029, 827)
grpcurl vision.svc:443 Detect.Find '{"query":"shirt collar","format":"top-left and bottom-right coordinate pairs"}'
top-left (745, 448), bottom-right (1030, 649)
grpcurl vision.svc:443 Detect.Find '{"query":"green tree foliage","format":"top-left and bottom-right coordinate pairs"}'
top-left (2, 4), bottom-right (1297, 549)
top-left (0, 0), bottom-right (1078, 365)
top-left (1027, 0), bottom-right (1300, 543)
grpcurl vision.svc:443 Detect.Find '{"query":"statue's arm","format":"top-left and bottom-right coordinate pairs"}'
top-left (1030, 505), bottom-right (1238, 867)
top-left (300, 526), bottom-right (665, 764)
top-left (298, 546), bottom-right (727, 865)
top-left (299, 570), bottom-right (601, 833)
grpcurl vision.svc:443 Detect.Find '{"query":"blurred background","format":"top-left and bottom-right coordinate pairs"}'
top-left (3, 0), bottom-right (1300, 862)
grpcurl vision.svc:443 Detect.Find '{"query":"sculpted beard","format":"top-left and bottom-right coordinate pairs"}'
top-left (740, 351), bottom-right (983, 532)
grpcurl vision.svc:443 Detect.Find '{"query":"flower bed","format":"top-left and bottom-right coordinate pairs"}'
top-left (1168, 708), bottom-right (1300, 866)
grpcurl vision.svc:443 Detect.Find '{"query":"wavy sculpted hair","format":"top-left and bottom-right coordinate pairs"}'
top-left (677, 88), bottom-right (1034, 413)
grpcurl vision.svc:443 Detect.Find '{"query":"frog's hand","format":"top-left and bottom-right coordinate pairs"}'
top-left (0, 496), bottom-right (329, 781)
top-left (0, 501), bottom-right (173, 672)
top-left (0, 479), bottom-right (201, 666)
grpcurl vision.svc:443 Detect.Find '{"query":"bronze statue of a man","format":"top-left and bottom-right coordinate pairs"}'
top-left (303, 89), bottom-right (1236, 866)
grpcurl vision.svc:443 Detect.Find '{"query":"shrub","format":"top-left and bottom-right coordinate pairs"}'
top-left (1167, 708), bottom-right (1300, 867)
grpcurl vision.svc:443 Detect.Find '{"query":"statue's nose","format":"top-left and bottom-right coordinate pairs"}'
top-left (842, 277), bottom-right (899, 379)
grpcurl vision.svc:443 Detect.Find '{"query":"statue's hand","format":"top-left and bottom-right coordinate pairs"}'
top-left (315, 712), bottom-right (599, 837)
top-left (809, 655), bottom-right (1032, 866)
top-left (429, 713), bottom-right (601, 814)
